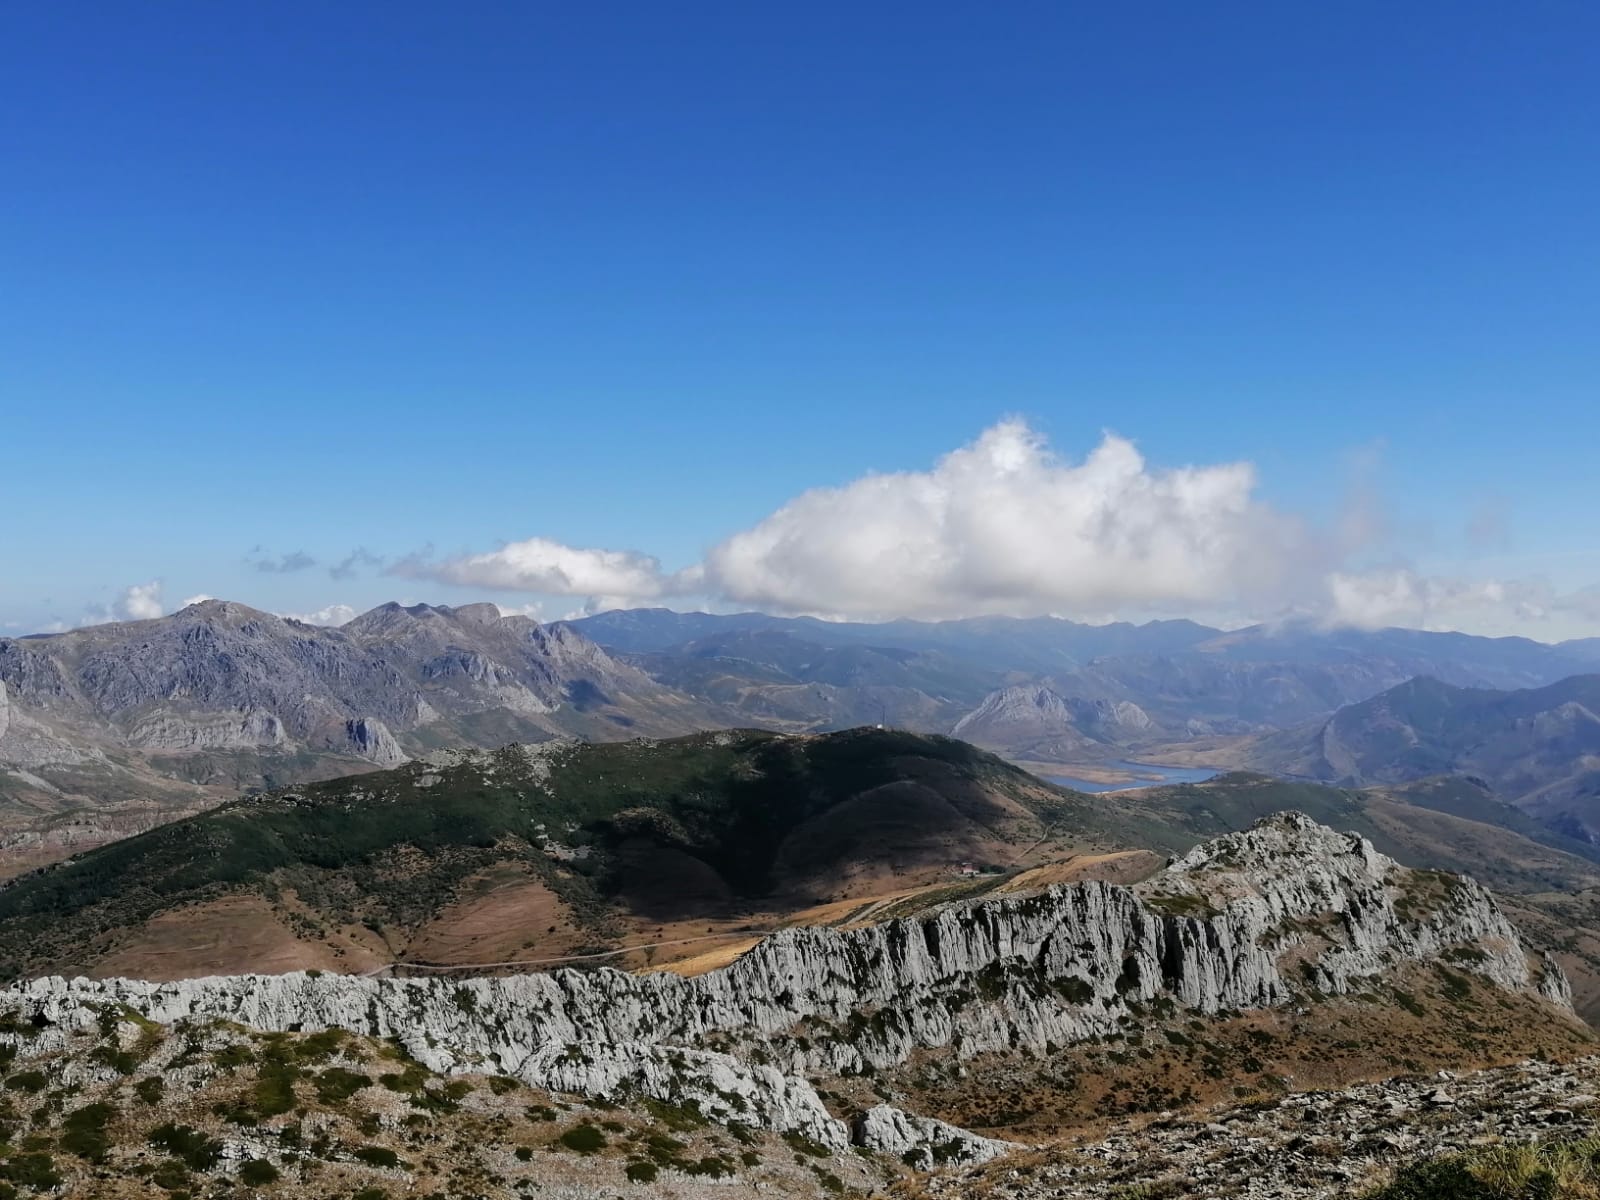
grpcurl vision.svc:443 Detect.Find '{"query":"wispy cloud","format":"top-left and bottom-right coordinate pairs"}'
top-left (329, 548), bottom-right (384, 581)
top-left (250, 550), bottom-right (317, 574)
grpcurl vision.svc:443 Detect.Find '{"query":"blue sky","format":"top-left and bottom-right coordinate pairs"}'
top-left (3, 1), bottom-right (1598, 638)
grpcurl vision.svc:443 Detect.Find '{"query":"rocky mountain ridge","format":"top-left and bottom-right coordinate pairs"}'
top-left (0, 599), bottom-right (716, 756)
top-left (572, 608), bottom-right (1600, 742)
top-left (4, 814), bottom-right (1575, 1166)
top-left (0, 600), bottom-right (734, 867)
top-left (10, 600), bottom-right (1600, 877)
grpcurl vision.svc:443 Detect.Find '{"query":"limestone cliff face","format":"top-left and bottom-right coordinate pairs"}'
top-left (2, 814), bottom-right (1569, 1159)
top-left (342, 716), bottom-right (406, 766)
top-left (127, 708), bottom-right (289, 751)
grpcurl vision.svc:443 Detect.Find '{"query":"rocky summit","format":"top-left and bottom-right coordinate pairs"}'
top-left (0, 814), bottom-right (1588, 1198)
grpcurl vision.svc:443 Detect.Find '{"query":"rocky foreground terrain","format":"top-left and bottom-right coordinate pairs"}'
top-left (916, 1055), bottom-right (1600, 1200)
top-left (1, 813), bottom-right (1592, 1197)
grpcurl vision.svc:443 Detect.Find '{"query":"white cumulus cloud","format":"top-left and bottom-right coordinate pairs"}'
top-left (392, 536), bottom-right (700, 613)
top-left (116, 581), bottom-right (165, 621)
top-left (280, 603), bottom-right (358, 627)
top-left (363, 420), bottom-right (1600, 639)
top-left (704, 420), bottom-right (1314, 620)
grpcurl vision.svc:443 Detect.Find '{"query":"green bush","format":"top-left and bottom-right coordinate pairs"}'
top-left (782, 1130), bottom-right (832, 1158)
top-left (90, 1044), bottom-right (139, 1075)
top-left (148, 1122), bottom-right (224, 1171)
top-left (134, 1076), bottom-right (165, 1104)
top-left (239, 1159), bottom-right (280, 1185)
top-left (625, 1160), bottom-right (659, 1182)
top-left (0, 1153), bottom-right (62, 1190)
top-left (3, 1071), bottom-right (46, 1094)
top-left (150, 1159), bottom-right (191, 1190)
top-left (60, 1101), bottom-right (116, 1161)
top-left (558, 1124), bottom-right (607, 1153)
top-left (253, 1057), bottom-right (300, 1116)
top-left (353, 1145), bottom-right (400, 1168)
top-left (313, 1067), bottom-right (370, 1104)
top-left (1365, 1137), bottom-right (1600, 1199)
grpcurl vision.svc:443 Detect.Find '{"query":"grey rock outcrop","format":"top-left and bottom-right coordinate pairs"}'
top-left (128, 708), bottom-right (288, 751)
top-left (2, 815), bottom-right (1569, 1159)
top-left (343, 717), bottom-right (406, 766)
top-left (853, 1105), bottom-right (1019, 1168)
top-left (1539, 950), bottom-right (1575, 1008)
top-left (0, 678), bottom-right (107, 770)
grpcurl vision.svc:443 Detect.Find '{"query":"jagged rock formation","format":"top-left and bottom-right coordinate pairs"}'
top-left (3, 815), bottom-right (1572, 1163)
top-left (342, 716), bottom-right (406, 765)
top-left (853, 1106), bottom-right (1019, 1168)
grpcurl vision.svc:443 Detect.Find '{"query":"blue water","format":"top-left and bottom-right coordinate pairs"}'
top-left (1045, 760), bottom-right (1218, 793)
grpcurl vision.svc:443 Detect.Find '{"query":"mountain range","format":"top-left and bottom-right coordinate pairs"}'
top-left (0, 600), bottom-right (732, 870)
top-left (567, 606), bottom-right (1600, 750)
top-left (0, 728), bottom-right (1131, 982)
top-left (7, 598), bottom-right (1600, 874)
top-left (1222, 674), bottom-right (1600, 841)
top-left (6, 629), bottom-right (1600, 1196)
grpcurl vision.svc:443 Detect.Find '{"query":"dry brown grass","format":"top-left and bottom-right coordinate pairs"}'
top-left (888, 964), bottom-right (1595, 1140)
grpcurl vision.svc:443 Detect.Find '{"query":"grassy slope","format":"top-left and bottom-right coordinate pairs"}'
top-left (1365, 1137), bottom-right (1600, 1200)
top-left (9, 733), bottom-right (1600, 993)
top-left (0, 728), bottom-right (1104, 980)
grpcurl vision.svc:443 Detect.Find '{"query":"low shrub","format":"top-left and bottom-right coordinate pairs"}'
top-left (1365, 1137), bottom-right (1600, 1199)
top-left (558, 1124), bottom-right (607, 1154)
top-left (353, 1145), bottom-right (401, 1168)
top-left (239, 1158), bottom-right (280, 1185)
